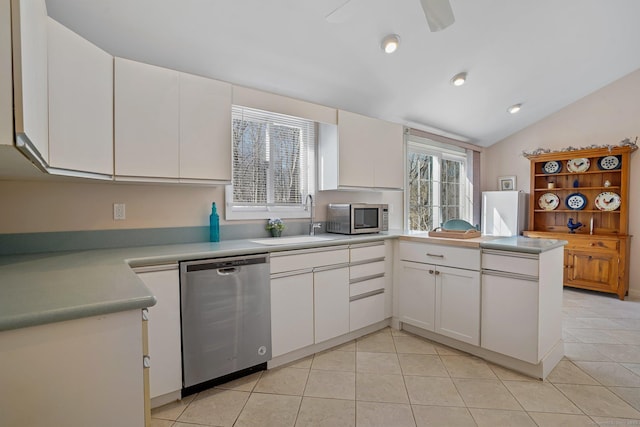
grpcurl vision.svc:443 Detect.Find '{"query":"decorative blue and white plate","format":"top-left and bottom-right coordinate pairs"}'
top-left (542, 161), bottom-right (562, 174)
top-left (565, 193), bottom-right (587, 210)
top-left (597, 155), bottom-right (621, 170)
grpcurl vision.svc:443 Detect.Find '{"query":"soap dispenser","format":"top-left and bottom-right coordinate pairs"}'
top-left (209, 202), bottom-right (220, 242)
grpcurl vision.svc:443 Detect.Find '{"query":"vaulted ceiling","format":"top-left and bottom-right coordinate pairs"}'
top-left (46, 0), bottom-right (640, 147)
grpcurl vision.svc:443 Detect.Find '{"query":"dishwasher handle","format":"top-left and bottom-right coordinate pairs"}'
top-left (217, 267), bottom-right (238, 275)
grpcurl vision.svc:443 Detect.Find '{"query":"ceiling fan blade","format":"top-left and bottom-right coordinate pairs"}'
top-left (325, 0), bottom-right (359, 24)
top-left (420, 0), bottom-right (455, 32)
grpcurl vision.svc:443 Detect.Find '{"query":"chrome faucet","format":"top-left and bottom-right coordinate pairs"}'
top-left (306, 194), bottom-right (322, 236)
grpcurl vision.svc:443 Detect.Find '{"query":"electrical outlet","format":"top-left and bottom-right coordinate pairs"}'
top-left (113, 203), bottom-right (126, 220)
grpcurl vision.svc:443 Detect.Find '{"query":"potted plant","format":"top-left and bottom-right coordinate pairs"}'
top-left (266, 218), bottom-right (285, 237)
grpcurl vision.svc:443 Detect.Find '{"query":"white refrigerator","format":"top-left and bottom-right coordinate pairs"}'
top-left (481, 191), bottom-right (529, 236)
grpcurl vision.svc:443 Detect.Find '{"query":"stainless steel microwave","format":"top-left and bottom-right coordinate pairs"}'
top-left (326, 203), bottom-right (388, 234)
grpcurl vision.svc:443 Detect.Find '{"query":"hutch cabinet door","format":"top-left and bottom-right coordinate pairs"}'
top-left (565, 249), bottom-right (619, 292)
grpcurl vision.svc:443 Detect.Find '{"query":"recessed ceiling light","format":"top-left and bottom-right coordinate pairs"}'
top-left (450, 72), bottom-right (467, 86)
top-left (381, 34), bottom-right (400, 54)
top-left (507, 103), bottom-right (522, 114)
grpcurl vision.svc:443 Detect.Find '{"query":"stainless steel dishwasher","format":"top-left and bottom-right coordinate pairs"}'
top-left (180, 253), bottom-right (271, 396)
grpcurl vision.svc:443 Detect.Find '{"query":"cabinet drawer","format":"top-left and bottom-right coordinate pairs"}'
top-left (399, 242), bottom-right (480, 270)
top-left (482, 251), bottom-right (539, 277)
top-left (567, 239), bottom-right (619, 251)
top-left (271, 247), bottom-right (349, 274)
top-left (350, 260), bottom-right (385, 280)
top-left (350, 276), bottom-right (385, 297)
top-left (350, 292), bottom-right (385, 332)
top-left (350, 242), bottom-right (385, 263)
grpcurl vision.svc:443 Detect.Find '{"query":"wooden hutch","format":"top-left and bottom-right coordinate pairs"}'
top-left (523, 145), bottom-right (636, 300)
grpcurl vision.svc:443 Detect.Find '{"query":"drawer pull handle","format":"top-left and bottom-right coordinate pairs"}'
top-left (428, 269), bottom-right (435, 274)
top-left (434, 270), bottom-right (440, 276)
top-left (426, 253), bottom-right (445, 258)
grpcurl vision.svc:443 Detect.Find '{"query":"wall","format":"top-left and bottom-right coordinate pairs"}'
top-left (481, 68), bottom-right (640, 297)
top-left (0, 178), bottom-right (404, 234)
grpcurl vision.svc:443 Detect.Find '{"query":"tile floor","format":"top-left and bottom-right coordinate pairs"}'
top-left (152, 288), bottom-right (640, 426)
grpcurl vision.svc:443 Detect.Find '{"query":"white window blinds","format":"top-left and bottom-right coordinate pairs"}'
top-left (227, 105), bottom-right (316, 219)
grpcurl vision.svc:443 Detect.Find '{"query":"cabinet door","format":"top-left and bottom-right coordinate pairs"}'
top-left (137, 268), bottom-right (182, 399)
top-left (47, 18), bottom-right (113, 175)
top-left (371, 119), bottom-right (404, 189)
top-left (481, 273), bottom-right (539, 363)
top-left (566, 249), bottom-right (619, 292)
top-left (179, 73), bottom-right (232, 181)
top-left (397, 261), bottom-right (435, 331)
top-left (271, 271), bottom-right (314, 357)
top-left (12, 0), bottom-right (49, 161)
top-left (314, 266), bottom-right (349, 343)
top-left (114, 58), bottom-right (179, 178)
top-left (435, 266), bottom-right (480, 345)
top-left (337, 110), bottom-right (375, 188)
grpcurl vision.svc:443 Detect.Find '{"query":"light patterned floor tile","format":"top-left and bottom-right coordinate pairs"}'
top-left (151, 394), bottom-right (197, 421)
top-left (440, 355), bottom-right (498, 379)
top-left (356, 351), bottom-right (401, 374)
top-left (554, 384), bottom-right (640, 418)
top-left (412, 405), bottom-right (476, 427)
top-left (502, 380), bottom-right (581, 414)
top-left (356, 330), bottom-right (396, 353)
top-left (304, 369), bottom-right (356, 400)
top-left (468, 408), bottom-right (536, 427)
top-left (150, 419), bottom-right (174, 427)
top-left (215, 371), bottom-right (263, 392)
top-left (546, 360), bottom-right (599, 385)
top-left (356, 401), bottom-right (416, 427)
top-left (295, 397), bottom-right (355, 427)
top-left (177, 389), bottom-right (250, 427)
top-left (563, 343), bottom-right (612, 362)
top-left (289, 355), bottom-right (314, 369)
top-left (527, 412), bottom-right (595, 427)
top-left (311, 349), bottom-right (356, 372)
top-left (593, 344), bottom-right (640, 363)
top-left (234, 393), bottom-right (301, 427)
top-left (398, 353), bottom-right (449, 377)
top-left (564, 328), bottom-right (623, 344)
top-left (453, 378), bottom-right (522, 410)
top-left (356, 373), bottom-right (409, 403)
top-left (574, 361), bottom-right (640, 387)
top-left (393, 335), bottom-right (438, 354)
top-left (609, 387), bottom-right (640, 412)
top-left (253, 366), bottom-right (309, 395)
top-left (489, 363), bottom-right (537, 382)
top-left (404, 376), bottom-right (465, 407)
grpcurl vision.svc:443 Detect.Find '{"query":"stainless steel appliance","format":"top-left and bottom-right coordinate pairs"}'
top-left (326, 203), bottom-right (388, 234)
top-left (180, 253), bottom-right (271, 396)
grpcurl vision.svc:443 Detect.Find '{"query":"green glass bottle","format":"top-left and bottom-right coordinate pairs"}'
top-left (209, 202), bottom-right (220, 242)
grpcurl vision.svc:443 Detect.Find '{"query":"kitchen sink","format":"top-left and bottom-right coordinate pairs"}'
top-left (250, 235), bottom-right (339, 245)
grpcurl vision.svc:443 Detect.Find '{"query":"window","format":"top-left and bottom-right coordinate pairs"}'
top-left (226, 106), bottom-right (316, 220)
top-left (406, 138), bottom-right (472, 231)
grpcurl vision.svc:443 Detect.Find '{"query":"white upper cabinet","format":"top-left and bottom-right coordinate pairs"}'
top-left (115, 57), bottom-right (180, 179)
top-left (47, 18), bottom-right (113, 177)
top-left (11, 0), bottom-right (49, 163)
top-left (179, 73), bottom-right (231, 182)
top-left (1, 0), bottom-right (13, 147)
top-left (115, 57), bottom-right (232, 182)
top-left (319, 110), bottom-right (404, 191)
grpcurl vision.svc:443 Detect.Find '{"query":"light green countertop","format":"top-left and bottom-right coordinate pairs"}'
top-left (0, 232), bottom-right (400, 332)
top-left (0, 231), bottom-right (565, 332)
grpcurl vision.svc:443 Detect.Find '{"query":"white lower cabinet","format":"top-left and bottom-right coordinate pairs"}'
top-left (136, 267), bottom-right (182, 400)
top-left (314, 265), bottom-right (350, 343)
top-left (397, 242), bottom-right (481, 346)
top-left (350, 292), bottom-right (385, 331)
top-left (435, 265), bottom-right (480, 345)
top-left (397, 261), bottom-right (436, 331)
top-left (270, 270), bottom-right (315, 357)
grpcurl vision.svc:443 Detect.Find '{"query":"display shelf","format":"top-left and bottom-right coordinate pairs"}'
top-left (525, 145), bottom-right (636, 300)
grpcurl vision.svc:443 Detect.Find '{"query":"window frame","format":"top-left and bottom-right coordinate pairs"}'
top-left (405, 138), bottom-right (472, 232)
top-left (225, 106), bottom-right (315, 221)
